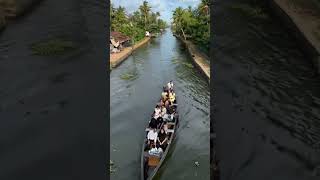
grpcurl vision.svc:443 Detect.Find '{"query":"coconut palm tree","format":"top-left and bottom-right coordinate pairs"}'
top-left (156, 11), bottom-right (160, 25)
top-left (199, 0), bottom-right (210, 16)
top-left (172, 7), bottom-right (186, 40)
top-left (139, 1), bottom-right (151, 30)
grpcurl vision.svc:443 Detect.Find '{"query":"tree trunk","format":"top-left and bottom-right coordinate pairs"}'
top-left (144, 15), bottom-right (147, 29)
top-left (181, 28), bottom-right (186, 41)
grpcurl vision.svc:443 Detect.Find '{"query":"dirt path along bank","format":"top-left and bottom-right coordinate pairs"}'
top-left (110, 37), bottom-right (151, 69)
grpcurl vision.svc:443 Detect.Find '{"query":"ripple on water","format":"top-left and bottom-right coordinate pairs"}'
top-left (215, 1), bottom-right (320, 178)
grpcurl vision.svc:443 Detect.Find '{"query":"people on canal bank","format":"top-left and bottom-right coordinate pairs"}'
top-left (147, 128), bottom-right (158, 145)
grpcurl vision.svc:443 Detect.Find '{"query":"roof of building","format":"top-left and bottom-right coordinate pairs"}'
top-left (110, 31), bottom-right (131, 43)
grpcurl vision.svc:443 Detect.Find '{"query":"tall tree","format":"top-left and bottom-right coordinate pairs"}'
top-left (139, 1), bottom-right (151, 30)
top-left (171, 2), bottom-right (210, 55)
top-left (172, 7), bottom-right (186, 39)
top-left (156, 11), bottom-right (160, 26)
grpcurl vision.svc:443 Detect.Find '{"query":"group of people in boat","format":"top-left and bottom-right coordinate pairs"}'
top-left (146, 81), bottom-right (178, 156)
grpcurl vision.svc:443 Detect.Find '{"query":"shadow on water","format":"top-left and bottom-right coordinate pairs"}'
top-left (213, 0), bottom-right (320, 179)
top-left (110, 29), bottom-right (210, 180)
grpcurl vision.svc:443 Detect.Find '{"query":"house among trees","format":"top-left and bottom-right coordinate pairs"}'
top-left (110, 31), bottom-right (131, 53)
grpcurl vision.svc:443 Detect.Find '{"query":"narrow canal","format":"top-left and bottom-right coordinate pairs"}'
top-left (213, 0), bottom-right (320, 179)
top-left (110, 29), bottom-right (210, 180)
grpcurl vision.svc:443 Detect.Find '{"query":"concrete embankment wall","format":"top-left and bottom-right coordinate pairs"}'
top-left (175, 35), bottom-right (210, 81)
top-left (110, 37), bottom-right (151, 69)
top-left (268, 0), bottom-right (320, 73)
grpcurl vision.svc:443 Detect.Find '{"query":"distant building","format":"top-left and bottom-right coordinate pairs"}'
top-left (110, 31), bottom-right (131, 53)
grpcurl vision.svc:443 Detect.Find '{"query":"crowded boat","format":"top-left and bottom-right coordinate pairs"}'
top-left (141, 81), bottom-right (179, 180)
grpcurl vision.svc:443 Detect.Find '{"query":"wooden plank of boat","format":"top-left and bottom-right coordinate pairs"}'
top-left (140, 87), bottom-right (178, 180)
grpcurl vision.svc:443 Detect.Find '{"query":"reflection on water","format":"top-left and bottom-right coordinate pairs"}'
top-left (110, 29), bottom-right (210, 180)
top-left (213, 0), bottom-right (320, 179)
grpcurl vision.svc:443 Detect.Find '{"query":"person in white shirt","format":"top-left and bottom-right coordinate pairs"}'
top-left (148, 144), bottom-right (162, 155)
top-left (154, 105), bottom-right (161, 119)
top-left (148, 144), bottom-right (158, 155)
top-left (147, 128), bottom-right (158, 145)
top-left (167, 82), bottom-right (172, 90)
top-left (167, 81), bottom-right (173, 90)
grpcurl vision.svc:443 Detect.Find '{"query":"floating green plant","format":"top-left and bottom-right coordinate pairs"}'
top-left (134, 58), bottom-right (144, 64)
top-left (120, 71), bottom-right (138, 80)
top-left (172, 59), bottom-right (180, 64)
top-left (182, 62), bottom-right (194, 68)
top-left (31, 38), bottom-right (76, 56)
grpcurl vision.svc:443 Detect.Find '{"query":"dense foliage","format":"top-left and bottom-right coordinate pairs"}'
top-left (172, 0), bottom-right (210, 53)
top-left (111, 1), bottom-right (167, 43)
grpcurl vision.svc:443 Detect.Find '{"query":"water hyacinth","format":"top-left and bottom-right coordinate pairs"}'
top-left (120, 71), bottom-right (138, 80)
top-left (182, 62), bottom-right (194, 68)
top-left (31, 38), bottom-right (76, 56)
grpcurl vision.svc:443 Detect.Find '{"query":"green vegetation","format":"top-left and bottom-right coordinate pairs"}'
top-left (111, 1), bottom-right (167, 43)
top-left (120, 71), bottom-right (138, 80)
top-left (171, 0), bottom-right (210, 54)
top-left (182, 62), bottom-right (194, 68)
top-left (31, 38), bottom-right (76, 56)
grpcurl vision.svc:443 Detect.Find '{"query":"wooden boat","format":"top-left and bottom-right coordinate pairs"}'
top-left (140, 86), bottom-right (179, 180)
